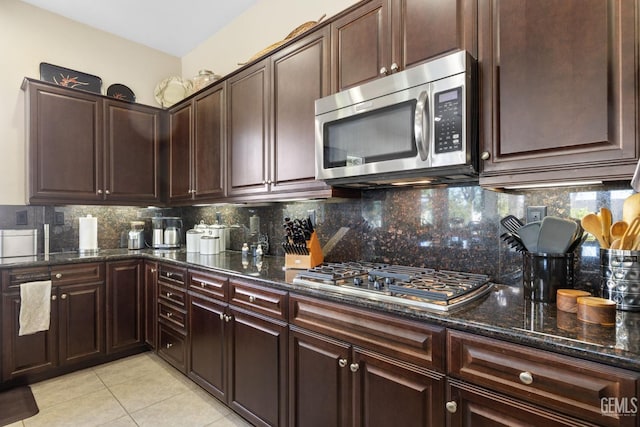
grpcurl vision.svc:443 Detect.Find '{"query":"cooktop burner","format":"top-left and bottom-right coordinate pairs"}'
top-left (293, 262), bottom-right (493, 311)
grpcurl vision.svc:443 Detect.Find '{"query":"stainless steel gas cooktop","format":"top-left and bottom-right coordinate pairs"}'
top-left (292, 262), bottom-right (493, 311)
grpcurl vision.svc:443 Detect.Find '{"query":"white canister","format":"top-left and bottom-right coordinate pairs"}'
top-left (200, 235), bottom-right (220, 255)
top-left (186, 229), bottom-right (204, 252)
top-left (213, 224), bottom-right (226, 252)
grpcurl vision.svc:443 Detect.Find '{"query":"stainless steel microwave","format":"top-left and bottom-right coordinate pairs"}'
top-left (315, 50), bottom-right (477, 187)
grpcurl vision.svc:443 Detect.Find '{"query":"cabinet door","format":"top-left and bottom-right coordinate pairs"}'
top-left (144, 261), bottom-right (157, 348)
top-left (228, 306), bottom-right (287, 427)
top-left (168, 102), bottom-right (193, 202)
top-left (289, 327), bottom-right (352, 427)
top-left (188, 294), bottom-right (227, 401)
top-left (104, 101), bottom-right (161, 203)
top-left (193, 83), bottom-right (226, 200)
top-left (353, 347), bottom-right (446, 427)
top-left (228, 60), bottom-right (271, 196)
top-left (25, 80), bottom-right (103, 203)
top-left (1, 291), bottom-right (57, 380)
top-left (478, 0), bottom-right (638, 186)
top-left (57, 281), bottom-right (105, 365)
top-left (271, 27), bottom-right (332, 195)
top-left (331, 0), bottom-right (390, 91)
top-left (106, 260), bottom-right (143, 354)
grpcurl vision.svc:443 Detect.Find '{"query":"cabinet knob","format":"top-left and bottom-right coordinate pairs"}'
top-left (219, 313), bottom-right (224, 321)
top-left (249, 295), bottom-right (256, 303)
top-left (519, 371), bottom-right (534, 385)
top-left (379, 66), bottom-right (388, 76)
top-left (55, 273), bottom-right (62, 279)
top-left (390, 62), bottom-right (399, 73)
top-left (61, 294), bottom-right (67, 299)
top-left (349, 363), bottom-right (359, 372)
top-left (338, 358), bottom-right (348, 368)
top-left (105, 190), bottom-right (110, 195)
top-left (224, 314), bottom-right (232, 322)
top-left (51, 295), bottom-right (57, 301)
top-left (151, 268), bottom-right (156, 273)
top-left (166, 342), bottom-right (173, 349)
top-left (200, 282), bottom-right (206, 288)
top-left (480, 151), bottom-right (491, 160)
top-left (97, 189), bottom-right (103, 194)
top-left (167, 312), bottom-right (172, 317)
top-left (445, 401), bottom-right (458, 413)
top-left (166, 292), bottom-right (172, 298)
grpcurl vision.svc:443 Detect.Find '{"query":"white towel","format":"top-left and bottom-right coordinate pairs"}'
top-left (19, 280), bottom-right (52, 336)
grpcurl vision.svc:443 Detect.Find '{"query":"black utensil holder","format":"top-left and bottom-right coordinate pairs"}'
top-left (523, 252), bottom-right (575, 302)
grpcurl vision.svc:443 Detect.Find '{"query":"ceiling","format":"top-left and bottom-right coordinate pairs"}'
top-left (20, 0), bottom-right (259, 57)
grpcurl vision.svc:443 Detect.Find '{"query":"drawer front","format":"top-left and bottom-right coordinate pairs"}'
top-left (51, 262), bottom-right (104, 285)
top-left (158, 300), bottom-right (187, 331)
top-left (158, 264), bottom-right (186, 288)
top-left (2, 267), bottom-right (50, 292)
top-left (158, 282), bottom-right (186, 308)
top-left (158, 323), bottom-right (187, 373)
top-left (229, 279), bottom-right (287, 321)
top-left (447, 330), bottom-right (639, 427)
top-left (188, 270), bottom-right (227, 301)
top-left (290, 294), bottom-right (445, 371)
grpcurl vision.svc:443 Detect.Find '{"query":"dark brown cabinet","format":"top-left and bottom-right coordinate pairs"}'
top-left (23, 79), bottom-right (162, 205)
top-left (106, 260), bottom-right (144, 354)
top-left (331, 0), bottom-right (476, 91)
top-left (289, 294), bottom-right (446, 427)
top-left (156, 264), bottom-right (188, 372)
top-left (1, 263), bottom-right (105, 383)
top-left (168, 82), bottom-right (226, 203)
top-left (143, 261), bottom-right (157, 349)
top-left (478, 0), bottom-right (639, 187)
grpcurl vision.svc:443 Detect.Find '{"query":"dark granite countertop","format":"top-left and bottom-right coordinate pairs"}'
top-left (2, 248), bottom-right (639, 372)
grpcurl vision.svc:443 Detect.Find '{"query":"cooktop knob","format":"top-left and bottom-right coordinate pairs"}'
top-left (353, 277), bottom-right (364, 286)
top-left (384, 277), bottom-right (394, 286)
top-left (373, 280), bottom-right (384, 290)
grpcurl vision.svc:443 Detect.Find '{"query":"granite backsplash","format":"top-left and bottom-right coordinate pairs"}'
top-left (0, 182), bottom-right (633, 294)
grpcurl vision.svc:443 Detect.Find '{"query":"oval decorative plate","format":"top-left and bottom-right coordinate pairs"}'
top-left (107, 84), bottom-right (135, 102)
top-left (154, 76), bottom-right (193, 108)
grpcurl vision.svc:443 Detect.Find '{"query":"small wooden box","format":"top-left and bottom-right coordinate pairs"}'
top-left (284, 232), bottom-right (323, 269)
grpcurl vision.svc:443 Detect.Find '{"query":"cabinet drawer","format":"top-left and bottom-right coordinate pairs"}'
top-left (188, 270), bottom-right (227, 301)
top-left (229, 279), bottom-right (287, 321)
top-left (158, 300), bottom-right (186, 331)
top-left (51, 262), bottom-right (104, 285)
top-left (158, 282), bottom-right (186, 308)
top-left (2, 267), bottom-right (50, 292)
top-left (290, 294), bottom-right (445, 371)
top-left (157, 264), bottom-right (186, 288)
top-left (447, 330), bottom-right (639, 427)
top-left (158, 323), bottom-right (187, 373)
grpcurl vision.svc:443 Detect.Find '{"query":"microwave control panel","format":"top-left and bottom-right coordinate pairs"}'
top-left (433, 87), bottom-right (463, 154)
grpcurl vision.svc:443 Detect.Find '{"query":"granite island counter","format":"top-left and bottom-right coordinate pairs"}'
top-left (2, 248), bottom-right (639, 372)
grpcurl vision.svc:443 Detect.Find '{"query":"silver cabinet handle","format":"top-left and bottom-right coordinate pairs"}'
top-left (166, 342), bottom-right (173, 349)
top-left (61, 294), bottom-right (67, 299)
top-left (219, 313), bottom-right (224, 320)
top-left (379, 66), bottom-right (388, 76)
top-left (349, 363), bottom-right (359, 372)
top-left (480, 151), bottom-right (491, 160)
top-left (97, 189), bottom-right (103, 194)
top-left (224, 314), bottom-right (232, 322)
top-left (390, 62), bottom-right (399, 72)
top-left (166, 292), bottom-right (172, 298)
top-left (446, 401), bottom-right (457, 413)
top-left (51, 295), bottom-right (57, 301)
top-left (519, 371), bottom-right (533, 385)
top-left (338, 358), bottom-right (348, 368)
top-left (55, 273), bottom-right (62, 279)
top-left (166, 312), bottom-right (172, 317)
top-left (151, 268), bottom-right (156, 273)
top-left (414, 90), bottom-right (430, 161)
top-left (105, 190), bottom-right (110, 195)
top-left (249, 295), bottom-right (256, 303)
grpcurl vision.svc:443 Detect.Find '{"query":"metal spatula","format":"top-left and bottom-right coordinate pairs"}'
top-left (500, 215), bottom-right (524, 233)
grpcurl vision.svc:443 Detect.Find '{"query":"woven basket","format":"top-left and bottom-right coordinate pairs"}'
top-left (242, 14), bottom-right (327, 64)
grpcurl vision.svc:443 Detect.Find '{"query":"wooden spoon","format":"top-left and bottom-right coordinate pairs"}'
top-left (610, 221), bottom-right (628, 242)
top-left (581, 213), bottom-right (608, 248)
top-left (599, 207), bottom-right (612, 247)
top-left (620, 216), bottom-right (640, 250)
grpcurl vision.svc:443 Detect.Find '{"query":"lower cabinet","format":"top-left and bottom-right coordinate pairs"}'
top-left (1, 263), bottom-right (105, 382)
top-left (143, 261), bottom-right (157, 349)
top-left (156, 263), bottom-right (188, 372)
top-left (106, 260), bottom-right (144, 354)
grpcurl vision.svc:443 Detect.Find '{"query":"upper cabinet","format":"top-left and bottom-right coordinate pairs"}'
top-left (331, 0), bottom-right (477, 91)
top-left (168, 82), bottom-right (226, 204)
top-left (23, 79), bottom-right (162, 205)
top-left (478, 0), bottom-right (638, 187)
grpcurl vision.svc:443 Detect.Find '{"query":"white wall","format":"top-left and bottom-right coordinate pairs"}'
top-left (182, 0), bottom-right (359, 78)
top-left (0, 0), bottom-right (181, 205)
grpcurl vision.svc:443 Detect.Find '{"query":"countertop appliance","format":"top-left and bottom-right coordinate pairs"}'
top-left (151, 217), bottom-right (183, 249)
top-left (0, 229), bottom-right (38, 258)
top-left (127, 221), bottom-right (145, 250)
top-left (292, 262), bottom-right (492, 311)
top-left (315, 50), bottom-right (477, 187)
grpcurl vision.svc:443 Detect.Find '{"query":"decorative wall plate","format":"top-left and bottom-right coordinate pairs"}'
top-left (154, 76), bottom-right (193, 108)
top-left (39, 62), bottom-right (102, 94)
top-left (107, 84), bottom-right (135, 102)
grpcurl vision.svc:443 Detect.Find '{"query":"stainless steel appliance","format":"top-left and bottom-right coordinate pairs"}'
top-left (127, 221), bottom-right (145, 250)
top-left (292, 262), bottom-right (492, 311)
top-left (315, 50), bottom-right (477, 187)
top-left (151, 217), bottom-right (183, 249)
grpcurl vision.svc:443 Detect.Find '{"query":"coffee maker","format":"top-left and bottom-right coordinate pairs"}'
top-left (151, 217), bottom-right (183, 249)
top-left (127, 221), bottom-right (146, 250)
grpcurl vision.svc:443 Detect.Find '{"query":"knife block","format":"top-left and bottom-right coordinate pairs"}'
top-left (285, 231), bottom-right (324, 269)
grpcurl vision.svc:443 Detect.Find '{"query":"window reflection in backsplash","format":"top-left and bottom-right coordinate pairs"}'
top-left (0, 181), bottom-right (633, 291)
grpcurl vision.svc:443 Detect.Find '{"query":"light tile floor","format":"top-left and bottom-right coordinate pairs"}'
top-left (7, 352), bottom-right (253, 427)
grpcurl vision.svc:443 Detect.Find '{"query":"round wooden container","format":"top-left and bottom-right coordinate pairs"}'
top-left (576, 297), bottom-right (616, 326)
top-left (556, 289), bottom-right (591, 313)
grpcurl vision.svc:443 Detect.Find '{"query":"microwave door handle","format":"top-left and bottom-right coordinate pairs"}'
top-left (414, 91), bottom-right (430, 161)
